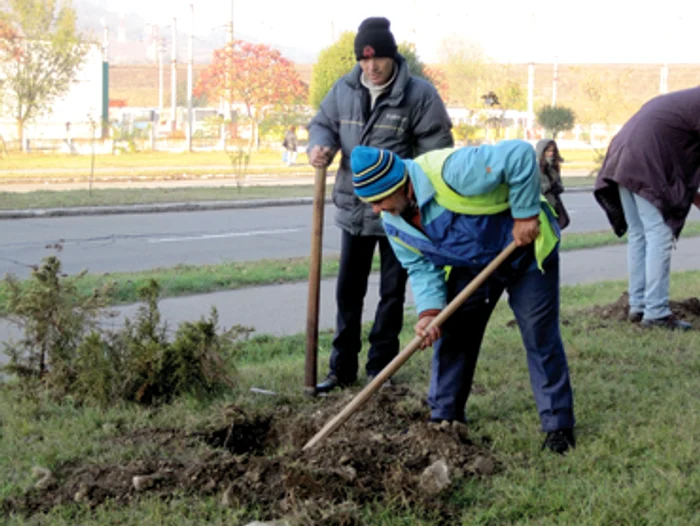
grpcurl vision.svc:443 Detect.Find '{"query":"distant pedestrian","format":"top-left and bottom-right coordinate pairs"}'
top-left (536, 138), bottom-right (570, 229)
top-left (282, 126), bottom-right (298, 166)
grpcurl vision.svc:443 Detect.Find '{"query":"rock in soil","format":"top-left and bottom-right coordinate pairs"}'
top-left (418, 459), bottom-right (451, 495)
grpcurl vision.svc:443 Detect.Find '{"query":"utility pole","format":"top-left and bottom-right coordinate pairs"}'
top-left (552, 56), bottom-right (558, 106)
top-left (526, 12), bottom-right (536, 136)
top-left (171, 18), bottom-right (177, 132)
top-left (158, 32), bottom-right (164, 111)
top-left (187, 4), bottom-right (194, 152)
top-left (223, 0), bottom-right (234, 128)
top-left (100, 18), bottom-right (109, 139)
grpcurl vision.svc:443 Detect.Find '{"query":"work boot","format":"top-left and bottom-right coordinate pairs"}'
top-left (315, 374), bottom-right (354, 394)
top-left (627, 311), bottom-right (643, 323)
top-left (542, 428), bottom-right (576, 455)
top-left (641, 314), bottom-right (692, 331)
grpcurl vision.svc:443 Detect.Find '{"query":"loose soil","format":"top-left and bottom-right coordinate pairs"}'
top-left (2, 386), bottom-right (495, 524)
top-left (586, 293), bottom-right (700, 328)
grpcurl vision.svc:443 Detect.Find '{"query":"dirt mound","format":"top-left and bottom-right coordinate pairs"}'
top-left (586, 293), bottom-right (700, 327)
top-left (3, 386), bottom-right (494, 524)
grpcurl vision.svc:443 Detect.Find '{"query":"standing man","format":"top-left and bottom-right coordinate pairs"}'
top-left (595, 87), bottom-right (700, 330)
top-left (308, 16), bottom-right (453, 393)
top-left (349, 140), bottom-right (576, 454)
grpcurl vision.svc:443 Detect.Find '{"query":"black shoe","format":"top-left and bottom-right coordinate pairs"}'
top-left (542, 428), bottom-right (576, 455)
top-left (628, 311), bottom-right (643, 323)
top-left (315, 374), bottom-right (354, 393)
top-left (641, 315), bottom-right (692, 331)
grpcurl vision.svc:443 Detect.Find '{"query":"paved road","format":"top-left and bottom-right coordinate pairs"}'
top-left (7, 192), bottom-right (693, 280)
top-left (2, 240), bottom-right (699, 350)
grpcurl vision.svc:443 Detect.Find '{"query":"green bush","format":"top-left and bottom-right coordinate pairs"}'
top-left (2, 258), bottom-right (250, 406)
top-left (536, 105), bottom-right (576, 139)
top-left (2, 256), bottom-right (111, 393)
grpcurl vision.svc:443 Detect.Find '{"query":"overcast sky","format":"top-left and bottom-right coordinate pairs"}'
top-left (105, 0), bottom-right (700, 64)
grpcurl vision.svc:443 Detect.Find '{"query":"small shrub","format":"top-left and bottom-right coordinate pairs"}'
top-left (2, 259), bottom-right (251, 407)
top-left (2, 256), bottom-right (112, 396)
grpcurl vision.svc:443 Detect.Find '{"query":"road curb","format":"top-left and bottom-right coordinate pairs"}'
top-left (0, 187), bottom-right (595, 220)
top-left (0, 197), bottom-right (337, 219)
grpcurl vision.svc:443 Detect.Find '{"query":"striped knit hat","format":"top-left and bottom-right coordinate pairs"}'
top-left (351, 146), bottom-right (407, 202)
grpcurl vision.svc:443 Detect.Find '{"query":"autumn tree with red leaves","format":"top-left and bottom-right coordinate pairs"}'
top-left (194, 40), bottom-right (307, 151)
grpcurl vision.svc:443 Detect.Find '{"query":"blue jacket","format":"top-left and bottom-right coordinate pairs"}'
top-left (382, 140), bottom-right (545, 314)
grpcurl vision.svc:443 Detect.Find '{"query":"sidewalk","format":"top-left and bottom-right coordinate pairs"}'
top-left (2, 240), bottom-right (699, 349)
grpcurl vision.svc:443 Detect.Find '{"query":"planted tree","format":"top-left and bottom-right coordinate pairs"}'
top-left (194, 40), bottom-right (307, 152)
top-left (536, 105), bottom-right (576, 138)
top-left (0, 0), bottom-right (89, 150)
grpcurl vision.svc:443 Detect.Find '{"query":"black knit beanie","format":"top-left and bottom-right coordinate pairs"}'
top-left (354, 17), bottom-right (397, 61)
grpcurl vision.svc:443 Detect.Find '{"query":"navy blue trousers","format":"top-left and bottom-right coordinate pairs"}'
top-left (428, 248), bottom-right (575, 432)
top-left (329, 230), bottom-right (408, 382)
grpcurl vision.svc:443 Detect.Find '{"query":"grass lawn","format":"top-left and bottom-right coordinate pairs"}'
top-left (0, 177), bottom-right (594, 210)
top-left (1, 271), bottom-right (698, 524)
top-left (0, 149), bottom-right (301, 171)
top-left (1, 221), bottom-right (699, 316)
top-left (0, 184), bottom-right (333, 210)
top-left (0, 148), bottom-right (596, 181)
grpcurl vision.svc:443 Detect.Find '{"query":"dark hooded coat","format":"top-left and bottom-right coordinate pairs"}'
top-left (594, 87), bottom-right (700, 238)
top-left (536, 138), bottom-right (570, 229)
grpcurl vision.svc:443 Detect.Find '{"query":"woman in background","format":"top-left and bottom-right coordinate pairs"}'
top-left (537, 139), bottom-right (570, 230)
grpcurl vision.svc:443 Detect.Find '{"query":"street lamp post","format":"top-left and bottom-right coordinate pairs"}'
top-left (171, 18), bottom-right (177, 132)
top-left (187, 4), bottom-right (194, 152)
top-left (552, 56), bottom-right (558, 106)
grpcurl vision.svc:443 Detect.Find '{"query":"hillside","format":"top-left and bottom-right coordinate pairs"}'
top-left (109, 62), bottom-right (700, 124)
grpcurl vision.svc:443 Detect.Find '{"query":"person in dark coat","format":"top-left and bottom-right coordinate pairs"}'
top-left (594, 87), bottom-right (700, 330)
top-left (307, 16), bottom-right (453, 392)
top-left (536, 139), bottom-right (570, 229)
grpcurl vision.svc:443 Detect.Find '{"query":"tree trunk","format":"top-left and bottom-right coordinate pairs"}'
top-left (16, 119), bottom-right (25, 152)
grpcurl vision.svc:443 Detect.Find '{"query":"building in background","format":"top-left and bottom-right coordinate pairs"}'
top-left (0, 44), bottom-right (106, 148)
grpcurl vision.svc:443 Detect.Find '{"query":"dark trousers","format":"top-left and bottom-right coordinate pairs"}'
top-left (328, 230), bottom-right (408, 382)
top-left (428, 249), bottom-right (575, 432)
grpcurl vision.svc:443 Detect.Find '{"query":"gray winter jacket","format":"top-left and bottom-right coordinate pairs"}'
top-left (308, 55), bottom-right (454, 236)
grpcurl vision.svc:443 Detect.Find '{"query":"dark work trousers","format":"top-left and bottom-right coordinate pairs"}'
top-left (428, 248), bottom-right (575, 432)
top-left (328, 230), bottom-right (408, 383)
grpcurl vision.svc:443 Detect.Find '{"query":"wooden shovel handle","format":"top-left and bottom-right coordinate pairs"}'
top-left (304, 167), bottom-right (327, 395)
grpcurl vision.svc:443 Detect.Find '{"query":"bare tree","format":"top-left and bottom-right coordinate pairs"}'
top-left (438, 36), bottom-right (489, 108)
